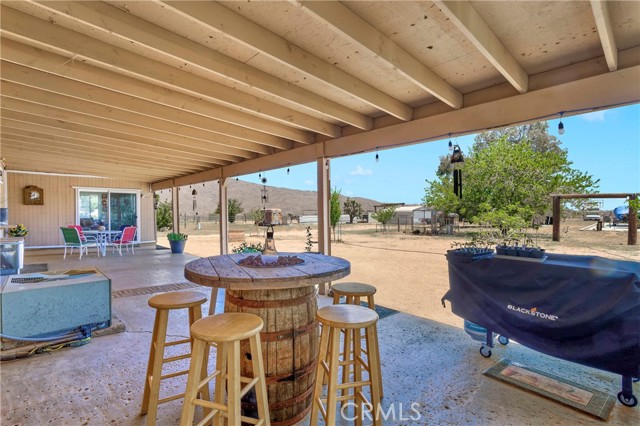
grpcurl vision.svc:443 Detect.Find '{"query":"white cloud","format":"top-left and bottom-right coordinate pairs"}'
top-left (349, 165), bottom-right (372, 176)
top-left (344, 178), bottom-right (353, 184)
top-left (580, 111), bottom-right (606, 122)
top-left (303, 180), bottom-right (314, 186)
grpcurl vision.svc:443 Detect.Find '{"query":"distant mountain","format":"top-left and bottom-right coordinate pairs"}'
top-left (160, 179), bottom-right (381, 218)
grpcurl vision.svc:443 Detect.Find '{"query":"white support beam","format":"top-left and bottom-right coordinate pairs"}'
top-left (316, 157), bottom-right (331, 295)
top-left (296, 0), bottom-right (463, 109)
top-left (171, 186), bottom-right (180, 234)
top-left (164, 0), bottom-right (413, 121)
top-left (219, 178), bottom-right (229, 255)
top-left (436, 0), bottom-right (529, 93)
top-left (590, 0), bottom-right (618, 71)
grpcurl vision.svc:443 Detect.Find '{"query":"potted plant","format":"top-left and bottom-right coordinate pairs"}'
top-left (167, 232), bottom-right (188, 254)
top-left (8, 223), bottom-right (28, 238)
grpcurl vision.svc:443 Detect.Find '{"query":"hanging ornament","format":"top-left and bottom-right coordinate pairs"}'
top-left (375, 146), bottom-right (379, 163)
top-left (450, 145), bottom-right (465, 199)
top-left (261, 176), bottom-right (268, 203)
top-left (448, 133), bottom-right (453, 151)
top-left (558, 112), bottom-right (565, 135)
top-left (192, 188), bottom-right (198, 211)
top-left (287, 167), bottom-right (290, 175)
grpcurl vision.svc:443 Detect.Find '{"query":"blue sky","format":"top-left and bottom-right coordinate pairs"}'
top-left (239, 104), bottom-right (639, 211)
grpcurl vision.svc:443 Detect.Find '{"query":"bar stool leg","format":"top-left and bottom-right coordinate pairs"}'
top-left (311, 323), bottom-right (331, 426)
top-left (353, 326), bottom-right (363, 426)
top-left (146, 309), bottom-right (169, 426)
top-left (213, 342), bottom-right (227, 426)
top-left (366, 325), bottom-right (382, 426)
top-left (179, 339), bottom-right (207, 426)
top-left (366, 295), bottom-right (383, 399)
top-left (341, 327), bottom-right (353, 403)
top-left (227, 340), bottom-right (242, 425)
top-left (141, 309), bottom-right (162, 415)
top-left (249, 334), bottom-right (271, 426)
top-left (325, 327), bottom-right (341, 425)
top-left (188, 306), bottom-right (211, 415)
top-left (208, 288), bottom-right (219, 316)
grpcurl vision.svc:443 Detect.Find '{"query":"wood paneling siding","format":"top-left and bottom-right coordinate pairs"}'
top-left (6, 173), bottom-right (155, 247)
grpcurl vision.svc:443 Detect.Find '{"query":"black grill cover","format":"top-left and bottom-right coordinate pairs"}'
top-left (442, 253), bottom-right (640, 377)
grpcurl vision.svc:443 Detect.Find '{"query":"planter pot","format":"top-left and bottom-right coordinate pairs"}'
top-left (530, 248), bottom-right (546, 259)
top-left (169, 239), bottom-right (187, 254)
top-left (495, 245), bottom-right (508, 255)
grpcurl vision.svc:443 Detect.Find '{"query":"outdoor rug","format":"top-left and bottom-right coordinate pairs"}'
top-left (484, 358), bottom-right (616, 421)
top-left (21, 263), bottom-right (48, 273)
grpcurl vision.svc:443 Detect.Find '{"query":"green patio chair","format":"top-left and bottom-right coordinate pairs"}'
top-left (60, 227), bottom-right (99, 259)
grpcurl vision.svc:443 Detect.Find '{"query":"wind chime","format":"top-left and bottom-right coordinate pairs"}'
top-left (450, 145), bottom-right (464, 198)
top-left (191, 187), bottom-right (198, 211)
top-left (259, 174), bottom-right (269, 204)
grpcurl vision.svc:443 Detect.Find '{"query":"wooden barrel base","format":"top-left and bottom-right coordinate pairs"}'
top-left (225, 286), bottom-right (319, 425)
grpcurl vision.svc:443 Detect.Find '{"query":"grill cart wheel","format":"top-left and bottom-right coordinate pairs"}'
top-left (479, 346), bottom-right (492, 358)
top-left (617, 392), bottom-right (637, 407)
top-left (498, 336), bottom-right (509, 345)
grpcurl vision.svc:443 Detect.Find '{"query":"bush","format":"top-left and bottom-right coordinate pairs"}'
top-left (156, 198), bottom-right (173, 231)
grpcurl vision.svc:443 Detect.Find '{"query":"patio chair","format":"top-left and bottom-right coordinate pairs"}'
top-left (68, 225), bottom-right (98, 244)
top-left (112, 226), bottom-right (137, 256)
top-left (60, 227), bottom-right (99, 259)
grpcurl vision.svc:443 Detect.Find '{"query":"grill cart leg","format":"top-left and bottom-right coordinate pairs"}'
top-left (480, 329), bottom-right (495, 358)
top-left (617, 376), bottom-right (638, 407)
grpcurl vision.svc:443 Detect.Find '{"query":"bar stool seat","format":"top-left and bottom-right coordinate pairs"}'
top-left (180, 313), bottom-right (270, 426)
top-left (141, 291), bottom-right (208, 426)
top-left (331, 282), bottom-right (383, 399)
top-left (311, 304), bottom-right (382, 426)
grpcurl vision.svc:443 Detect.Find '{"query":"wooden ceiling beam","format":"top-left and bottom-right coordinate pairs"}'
top-left (2, 135), bottom-right (203, 173)
top-left (1, 79), bottom-right (270, 158)
top-left (2, 148), bottom-right (172, 181)
top-left (1, 118), bottom-right (224, 166)
top-left (34, 0), bottom-right (372, 131)
top-left (1, 38), bottom-right (313, 144)
top-left (164, 0), bottom-right (413, 121)
top-left (0, 5), bottom-right (340, 137)
top-left (590, 0), bottom-right (618, 72)
top-left (1, 96), bottom-right (247, 163)
top-left (435, 0), bottom-right (529, 93)
top-left (295, 0), bottom-right (463, 109)
top-left (1, 62), bottom-right (291, 152)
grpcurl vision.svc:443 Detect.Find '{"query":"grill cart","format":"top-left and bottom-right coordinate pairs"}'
top-left (442, 251), bottom-right (640, 407)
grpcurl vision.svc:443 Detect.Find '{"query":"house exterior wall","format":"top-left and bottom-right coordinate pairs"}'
top-left (6, 173), bottom-right (155, 247)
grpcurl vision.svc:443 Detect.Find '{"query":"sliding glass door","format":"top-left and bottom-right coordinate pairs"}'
top-left (77, 189), bottom-right (139, 238)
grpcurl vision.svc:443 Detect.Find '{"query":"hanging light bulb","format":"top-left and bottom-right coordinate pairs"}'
top-left (375, 147), bottom-right (379, 163)
top-left (448, 133), bottom-right (453, 151)
top-left (558, 112), bottom-right (565, 135)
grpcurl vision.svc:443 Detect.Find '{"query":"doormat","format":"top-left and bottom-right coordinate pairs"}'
top-left (484, 359), bottom-right (616, 421)
top-left (21, 263), bottom-right (48, 273)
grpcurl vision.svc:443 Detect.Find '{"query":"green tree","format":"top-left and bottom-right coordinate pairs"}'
top-left (249, 207), bottom-right (265, 225)
top-left (330, 188), bottom-right (342, 240)
top-left (343, 198), bottom-right (363, 224)
top-left (215, 198), bottom-right (244, 223)
top-left (372, 207), bottom-right (396, 231)
top-left (423, 124), bottom-right (599, 232)
top-left (155, 195), bottom-right (173, 231)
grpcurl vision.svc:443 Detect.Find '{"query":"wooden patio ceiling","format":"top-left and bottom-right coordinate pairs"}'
top-left (1, 1), bottom-right (639, 187)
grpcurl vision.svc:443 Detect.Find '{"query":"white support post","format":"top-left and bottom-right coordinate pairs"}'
top-left (171, 185), bottom-right (180, 234)
top-left (317, 157), bottom-right (331, 294)
top-left (219, 178), bottom-right (229, 255)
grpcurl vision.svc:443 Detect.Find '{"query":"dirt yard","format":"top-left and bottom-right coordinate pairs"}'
top-left (179, 219), bottom-right (639, 329)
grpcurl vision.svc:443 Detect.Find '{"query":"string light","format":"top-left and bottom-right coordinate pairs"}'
top-left (448, 133), bottom-right (453, 151)
top-left (558, 112), bottom-right (565, 135)
top-left (287, 167), bottom-right (290, 175)
top-left (375, 147), bottom-right (379, 163)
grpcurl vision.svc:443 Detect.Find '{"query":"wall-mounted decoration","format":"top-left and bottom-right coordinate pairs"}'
top-left (23, 185), bottom-right (44, 205)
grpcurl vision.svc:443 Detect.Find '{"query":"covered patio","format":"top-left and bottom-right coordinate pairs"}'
top-left (2, 247), bottom-right (638, 425)
top-left (1, 1), bottom-right (639, 425)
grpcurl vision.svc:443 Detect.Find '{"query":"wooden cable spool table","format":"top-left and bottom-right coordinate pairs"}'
top-left (184, 252), bottom-right (350, 426)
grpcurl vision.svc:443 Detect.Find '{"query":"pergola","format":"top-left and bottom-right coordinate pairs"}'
top-left (1, 1), bottom-right (639, 253)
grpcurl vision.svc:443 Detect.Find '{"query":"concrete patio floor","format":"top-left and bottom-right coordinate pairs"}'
top-left (1, 246), bottom-right (638, 425)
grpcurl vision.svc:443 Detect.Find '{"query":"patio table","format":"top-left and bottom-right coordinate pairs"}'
top-left (184, 252), bottom-right (350, 426)
top-left (84, 230), bottom-right (121, 257)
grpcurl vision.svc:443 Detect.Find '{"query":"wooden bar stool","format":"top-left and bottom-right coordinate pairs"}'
top-left (331, 282), bottom-right (383, 399)
top-left (311, 304), bottom-right (382, 426)
top-left (180, 313), bottom-right (270, 426)
top-left (141, 291), bottom-right (208, 426)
